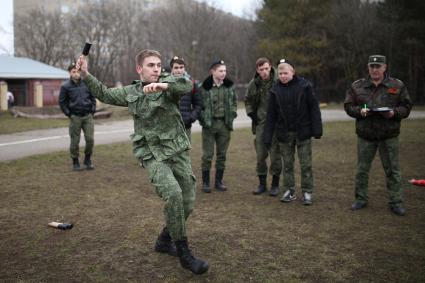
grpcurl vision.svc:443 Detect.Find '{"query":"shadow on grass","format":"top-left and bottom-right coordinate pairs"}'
top-left (0, 121), bottom-right (424, 282)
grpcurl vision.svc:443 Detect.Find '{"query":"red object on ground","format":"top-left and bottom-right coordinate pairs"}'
top-left (410, 179), bottom-right (425, 187)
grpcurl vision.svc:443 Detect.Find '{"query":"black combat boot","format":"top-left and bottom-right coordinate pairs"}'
top-left (202, 171), bottom-right (211, 193)
top-left (154, 227), bottom-right (178, 257)
top-left (215, 169), bottom-right (227, 191)
top-left (84, 154), bottom-right (94, 170)
top-left (175, 237), bottom-right (209, 275)
top-left (253, 175), bottom-right (267, 195)
top-left (72, 158), bottom-right (82, 171)
top-left (269, 175), bottom-right (280, 197)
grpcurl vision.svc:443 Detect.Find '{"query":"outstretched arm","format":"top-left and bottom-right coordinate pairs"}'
top-left (77, 55), bottom-right (128, 106)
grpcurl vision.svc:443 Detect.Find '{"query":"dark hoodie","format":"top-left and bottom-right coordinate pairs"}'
top-left (263, 75), bottom-right (322, 144)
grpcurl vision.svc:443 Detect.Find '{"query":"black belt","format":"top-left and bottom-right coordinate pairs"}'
top-left (213, 117), bottom-right (224, 120)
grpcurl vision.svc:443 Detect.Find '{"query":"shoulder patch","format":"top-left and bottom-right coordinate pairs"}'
top-left (352, 78), bottom-right (365, 87)
top-left (388, 77), bottom-right (404, 88)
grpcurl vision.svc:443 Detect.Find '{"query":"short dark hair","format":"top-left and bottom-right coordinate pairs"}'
top-left (255, 57), bottom-right (271, 68)
top-left (170, 56), bottom-right (185, 68)
top-left (135, 49), bottom-right (161, 66)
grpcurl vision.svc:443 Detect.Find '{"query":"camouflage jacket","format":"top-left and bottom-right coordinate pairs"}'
top-left (199, 75), bottom-right (237, 130)
top-left (84, 73), bottom-right (192, 161)
top-left (344, 75), bottom-right (412, 141)
top-left (244, 67), bottom-right (277, 133)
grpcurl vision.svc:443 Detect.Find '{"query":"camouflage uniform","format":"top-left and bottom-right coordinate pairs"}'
top-left (344, 75), bottom-right (412, 206)
top-left (84, 73), bottom-right (194, 241)
top-left (245, 68), bottom-right (282, 178)
top-left (199, 76), bottom-right (237, 171)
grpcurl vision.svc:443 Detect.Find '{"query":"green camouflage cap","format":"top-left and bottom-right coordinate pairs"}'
top-left (368, 55), bottom-right (386, 65)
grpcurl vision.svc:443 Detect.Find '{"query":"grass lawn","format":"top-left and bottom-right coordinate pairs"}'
top-left (0, 105), bottom-right (131, 135)
top-left (0, 120), bottom-right (424, 282)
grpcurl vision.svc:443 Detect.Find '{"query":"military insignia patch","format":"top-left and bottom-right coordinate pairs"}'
top-left (388, 88), bottom-right (398, 95)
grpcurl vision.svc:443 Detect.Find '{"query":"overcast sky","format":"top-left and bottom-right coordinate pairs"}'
top-left (201, 0), bottom-right (261, 18)
top-left (0, 0), bottom-right (13, 54)
top-left (0, 0), bottom-right (261, 55)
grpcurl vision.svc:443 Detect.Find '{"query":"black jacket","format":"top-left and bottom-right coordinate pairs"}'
top-left (263, 75), bottom-right (322, 144)
top-left (59, 79), bottom-right (96, 117)
top-left (344, 75), bottom-right (412, 141)
top-left (179, 80), bottom-right (202, 129)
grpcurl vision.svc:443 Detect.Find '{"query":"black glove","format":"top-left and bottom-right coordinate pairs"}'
top-left (248, 112), bottom-right (258, 125)
top-left (264, 142), bottom-right (272, 150)
top-left (314, 135), bottom-right (321, 139)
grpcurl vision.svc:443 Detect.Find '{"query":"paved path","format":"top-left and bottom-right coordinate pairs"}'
top-left (1, 109), bottom-right (424, 161)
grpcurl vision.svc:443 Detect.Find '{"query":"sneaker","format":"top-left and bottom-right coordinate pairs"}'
top-left (280, 190), bottom-right (296, 202)
top-left (302, 192), bottom-right (312, 205)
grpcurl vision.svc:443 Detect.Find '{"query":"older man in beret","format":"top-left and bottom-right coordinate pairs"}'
top-left (344, 55), bottom-right (412, 216)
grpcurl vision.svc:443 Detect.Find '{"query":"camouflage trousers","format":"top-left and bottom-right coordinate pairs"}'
top-left (201, 119), bottom-right (231, 171)
top-left (355, 137), bottom-right (402, 205)
top-left (279, 132), bottom-right (313, 193)
top-left (144, 151), bottom-right (196, 241)
top-left (254, 123), bottom-right (282, 176)
top-left (69, 114), bottom-right (94, 159)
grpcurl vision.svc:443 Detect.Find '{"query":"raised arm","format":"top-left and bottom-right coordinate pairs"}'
top-left (77, 55), bottom-right (128, 106)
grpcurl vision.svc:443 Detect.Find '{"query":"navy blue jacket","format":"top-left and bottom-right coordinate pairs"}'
top-left (263, 75), bottom-right (322, 144)
top-left (59, 79), bottom-right (96, 117)
top-left (179, 80), bottom-right (202, 129)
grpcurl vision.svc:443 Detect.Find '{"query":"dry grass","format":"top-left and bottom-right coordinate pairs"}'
top-left (0, 106), bottom-right (131, 135)
top-left (0, 120), bottom-right (424, 282)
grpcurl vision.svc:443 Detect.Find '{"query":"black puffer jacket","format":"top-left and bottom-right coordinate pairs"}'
top-left (179, 80), bottom-right (202, 129)
top-left (59, 79), bottom-right (96, 117)
top-left (263, 75), bottom-right (322, 144)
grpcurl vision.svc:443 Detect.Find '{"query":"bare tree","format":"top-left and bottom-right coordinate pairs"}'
top-left (14, 0), bottom-right (257, 87)
top-left (15, 8), bottom-right (73, 67)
